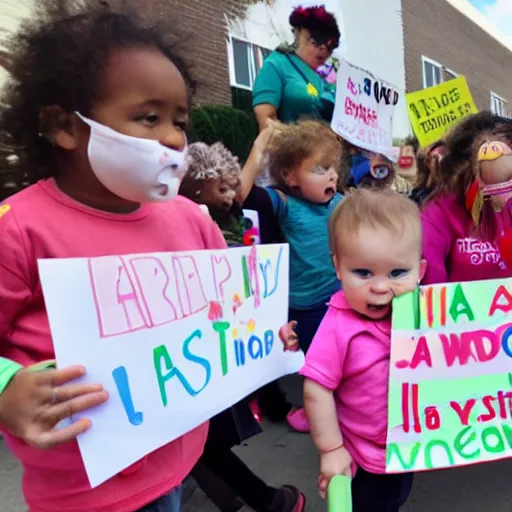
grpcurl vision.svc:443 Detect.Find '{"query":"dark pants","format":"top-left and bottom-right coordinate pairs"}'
top-left (257, 379), bottom-right (291, 421)
top-left (352, 468), bottom-right (413, 512)
top-left (197, 441), bottom-right (277, 511)
top-left (137, 486), bottom-right (181, 512)
top-left (289, 303), bottom-right (329, 353)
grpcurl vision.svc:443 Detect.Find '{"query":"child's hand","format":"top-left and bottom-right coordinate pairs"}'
top-left (279, 321), bottom-right (299, 351)
top-left (0, 365), bottom-right (108, 450)
top-left (318, 445), bottom-right (353, 500)
top-left (251, 120), bottom-right (281, 160)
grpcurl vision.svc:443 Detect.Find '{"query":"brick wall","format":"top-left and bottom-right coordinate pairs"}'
top-left (402, 0), bottom-right (512, 110)
top-left (164, 0), bottom-right (250, 106)
top-left (123, 0), bottom-right (250, 106)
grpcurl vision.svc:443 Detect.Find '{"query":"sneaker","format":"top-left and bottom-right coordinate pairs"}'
top-left (268, 485), bottom-right (306, 512)
top-left (286, 407), bottom-right (310, 433)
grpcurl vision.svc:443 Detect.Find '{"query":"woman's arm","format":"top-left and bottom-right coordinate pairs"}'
top-left (254, 104), bottom-right (277, 132)
top-left (252, 55), bottom-right (282, 131)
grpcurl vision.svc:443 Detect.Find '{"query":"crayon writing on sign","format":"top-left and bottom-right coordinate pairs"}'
top-left (89, 255), bottom-right (208, 338)
top-left (395, 322), bottom-right (512, 370)
top-left (113, 321), bottom-right (276, 425)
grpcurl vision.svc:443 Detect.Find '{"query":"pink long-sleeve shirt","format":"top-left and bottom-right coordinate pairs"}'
top-left (421, 193), bottom-right (511, 285)
top-left (0, 179), bottom-right (226, 512)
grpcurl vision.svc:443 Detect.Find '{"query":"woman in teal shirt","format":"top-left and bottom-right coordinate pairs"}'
top-left (252, 5), bottom-right (340, 130)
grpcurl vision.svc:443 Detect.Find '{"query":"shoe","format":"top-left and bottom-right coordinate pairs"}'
top-left (268, 485), bottom-right (306, 512)
top-left (286, 407), bottom-right (310, 433)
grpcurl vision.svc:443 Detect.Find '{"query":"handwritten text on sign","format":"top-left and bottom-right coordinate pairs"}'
top-left (38, 244), bottom-right (303, 488)
top-left (386, 279), bottom-right (512, 473)
top-left (406, 76), bottom-right (478, 148)
top-left (331, 59), bottom-right (398, 158)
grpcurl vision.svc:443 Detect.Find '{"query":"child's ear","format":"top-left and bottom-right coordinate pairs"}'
top-left (39, 106), bottom-right (81, 151)
top-left (332, 253), bottom-right (342, 280)
top-left (419, 258), bottom-right (427, 283)
top-left (281, 169), bottom-right (298, 188)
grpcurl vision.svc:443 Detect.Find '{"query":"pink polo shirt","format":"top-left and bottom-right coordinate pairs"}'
top-left (421, 193), bottom-right (511, 285)
top-left (300, 291), bottom-right (390, 474)
top-left (0, 179), bottom-right (226, 512)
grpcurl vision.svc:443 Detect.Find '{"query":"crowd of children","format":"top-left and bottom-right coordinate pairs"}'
top-left (1, 2), bottom-right (512, 512)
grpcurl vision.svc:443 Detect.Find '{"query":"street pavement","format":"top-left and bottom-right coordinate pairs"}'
top-left (2, 376), bottom-right (512, 511)
top-left (2, 428), bottom-right (512, 511)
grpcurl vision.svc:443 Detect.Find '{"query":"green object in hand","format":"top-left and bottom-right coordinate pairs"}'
top-left (328, 475), bottom-right (352, 512)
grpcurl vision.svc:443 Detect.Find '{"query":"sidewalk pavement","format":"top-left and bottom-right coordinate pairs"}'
top-left (2, 427), bottom-right (512, 511)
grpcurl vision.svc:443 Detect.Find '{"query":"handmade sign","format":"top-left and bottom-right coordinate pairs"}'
top-left (406, 76), bottom-right (478, 148)
top-left (38, 244), bottom-right (303, 488)
top-left (331, 59), bottom-right (399, 158)
top-left (386, 279), bottom-right (512, 473)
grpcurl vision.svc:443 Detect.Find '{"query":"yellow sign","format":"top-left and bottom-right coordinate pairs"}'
top-left (0, 204), bottom-right (11, 219)
top-left (406, 76), bottom-right (478, 148)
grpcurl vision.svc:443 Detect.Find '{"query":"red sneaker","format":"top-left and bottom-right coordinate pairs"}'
top-left (268, 485), bottom-right (306, 512)
top-left (286, 407), bottom-right (310, 433)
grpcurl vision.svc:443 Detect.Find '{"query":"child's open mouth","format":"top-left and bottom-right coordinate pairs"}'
top-left (367, 303), bottom-right (390, 312)
top-left (325, 187), bottom-right (336, 196)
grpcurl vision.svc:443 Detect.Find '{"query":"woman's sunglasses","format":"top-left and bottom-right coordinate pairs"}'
top-left (309, 34), bottom-right (339, 52)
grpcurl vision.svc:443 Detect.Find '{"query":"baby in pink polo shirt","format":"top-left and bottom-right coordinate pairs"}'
top-left (299, 188), bottom-right (426, 511)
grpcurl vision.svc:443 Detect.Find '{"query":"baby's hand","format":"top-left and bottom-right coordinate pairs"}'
top-left (0, 365), bottom-right (108, 450)
top-left (318, 446), bottom-right (353, 500)
top-left (279, 321), bottom-right (299, 351)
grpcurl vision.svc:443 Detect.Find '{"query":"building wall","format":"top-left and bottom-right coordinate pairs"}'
top-left (166, 0), bottom-right (250, 106)
top-left (403, 0), bottom-right (512, 112)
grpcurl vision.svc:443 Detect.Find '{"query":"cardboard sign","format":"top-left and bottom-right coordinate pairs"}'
top-left (406, 76), bottom-right (478, 148)
top-left (38, 244), bottom-right (303, 487)
top-left (386, 279), bottom-right (512, 473)
top-left (331, 59), bottom-right (399, 158)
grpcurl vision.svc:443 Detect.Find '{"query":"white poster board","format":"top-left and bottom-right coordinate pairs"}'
top-left (38, 244), bottom-right (302, 488)
top-left (331, 59), bottom-right (399, 159)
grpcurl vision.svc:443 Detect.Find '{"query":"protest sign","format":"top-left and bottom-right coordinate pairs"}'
top-left (331, 59), bottom-right (399, 158)
top-left (406, 76), bottom-right (478, 148)
top-left (38, 244), bottom-right (303, 488)
top-left (386, 278), bottom-right (512, 473)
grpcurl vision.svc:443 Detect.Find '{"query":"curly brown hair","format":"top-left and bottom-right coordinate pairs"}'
top-left (415, 141), bottom-right (446, 191)
top-left (427, 112), bottom-right (512, 203)
top-left (265, 120), bottom-right (342, 191)
top-left (0, 0), bottom-right (194, 183)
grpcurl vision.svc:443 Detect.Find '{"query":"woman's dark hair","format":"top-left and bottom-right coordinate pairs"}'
top-left (289, 5), bottom-right (340, 42)
top-left (429, 111), bottom-right (512, 203)
top-left (0, 0), bottom-right (194, 182)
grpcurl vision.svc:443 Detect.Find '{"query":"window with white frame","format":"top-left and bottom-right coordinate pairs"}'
top-left (227, 36), bottom-right (271, 90)
top-left (422, 57), bottom-right (442, 89)
top-left (490, 92), bottom-right (510, 118)
top-left (422, 56), bottom-right (458, 89)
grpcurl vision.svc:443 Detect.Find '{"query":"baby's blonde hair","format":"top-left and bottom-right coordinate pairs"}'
top-left (329, 188), bottom-right (422, 259)
top-left (265, 120), bottom-right (342, 190)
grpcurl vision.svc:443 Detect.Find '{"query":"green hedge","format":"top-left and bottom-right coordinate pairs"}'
top-left (189, 105), bottom-right (259, 164)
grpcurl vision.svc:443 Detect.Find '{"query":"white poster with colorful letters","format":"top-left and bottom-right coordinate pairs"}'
top-left (331, 59), bottom-right (399, 159)
top-left (387, 279), bottom-right (512, 473)
top-left (38, 244), bottom-right (302, 488)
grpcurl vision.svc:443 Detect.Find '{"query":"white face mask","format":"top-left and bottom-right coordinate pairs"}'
top-left (76, 113), bottom-right (187, 203)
